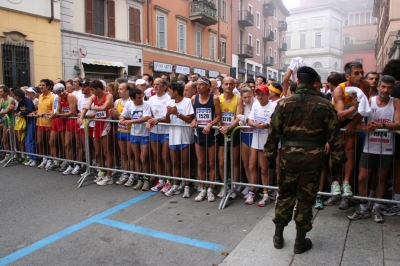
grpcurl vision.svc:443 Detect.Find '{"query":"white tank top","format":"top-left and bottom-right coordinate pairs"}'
top-left (363, 96), bottom-right (394, 155)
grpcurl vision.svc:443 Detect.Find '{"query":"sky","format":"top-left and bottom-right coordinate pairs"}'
top-left (283, 0), bottom-right (300, 9)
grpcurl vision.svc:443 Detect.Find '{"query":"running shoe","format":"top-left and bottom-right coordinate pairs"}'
top-left (133, 180), bottom-right (143, 190)
top-left (151, 181), bottom-right (165, 192)
top-left (161, 182), bottom-right (171, 193)
top-left (342, 182), bottom-right (353, 197)
top-left (142, 180), bottom-right (150, 191)
top-left (331, 181), bottom-right (341, 196)
top-left (217, 187), bottom-right (226, 198)
top-left (22, 158), bottom-right (30, 165)
top-left (314, 196), bottom-right (324, 210)
top-left (178, 181), bottom-right (185, 192)
top-left (207, 188), bottom-right (215, 202)
top-left (268, 190), bottom-right (277, 201)
top-left (183, 186), bottom-right (190, 198)
top-left (94, 172), bottom-right (105, 183)
top-left (29, 160), bottom-right (37, 167)
top-left (241, 186), bottom-right (249, 197)
top-left (59, 161), bottom-right (69, 172)
top-left (97, 176), bottom-right (114, 186)
top-left (323, 196), bottom-right (341, 206)
top-left (229, 189), bottom-right (238, 200)
top-left (116, 174), bottom-right (129, 185)
top-left (0, 154), bottom-right (10, 164)
top-left (71, 165), bottom-right (81, 175)
top-left (124, 177), bottom-right (135, 187)
top-left (62, 165), bottom-right (74, 175)
top-left (195, 188), bottom-right (207, 202)
top-left (45, 160), bottom-right (53, 170)
top-left (258, 193), bottom-right (270, 207)
top-left (381, 205), bottom-right (400, 216)
top-left (47, 162), bottom-right (59, 172)
top-left (18, 157), bottom-right (25, 163)
top-left (348, 210), bottom-right (371, 221)
top-left (165, 185), bottom-right (180, 197)
top-left (245, 191), bottom-right (255, 205)
top-left (339, 197), bottom-right (351, 210)
top-left (24, 159), bottom-right (33, 166)
top-left (37, 159), bottom-right (47, 169)
top-left (371, 208), bottom-right (383, 223)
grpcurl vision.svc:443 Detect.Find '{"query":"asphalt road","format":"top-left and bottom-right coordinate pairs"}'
top-left (0, 161), bottom-right (271, 266)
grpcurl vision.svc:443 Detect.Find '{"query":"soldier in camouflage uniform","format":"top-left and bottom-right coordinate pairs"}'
top-left (264, 66), bottom-right (346, 254)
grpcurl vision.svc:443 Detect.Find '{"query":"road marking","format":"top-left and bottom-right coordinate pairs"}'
top-left (0, 192), bottom-right (156, 265)
top-left (97, 218), bottom-right (225, 251)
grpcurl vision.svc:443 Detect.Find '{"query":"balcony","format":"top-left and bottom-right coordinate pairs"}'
top-left (238, 10), bottom-right (254, 27)
top-left (238, 44), bottom-right (253, 58)
top-left (263, 2), bottom-right (275, 17)
top-left (263, 56), bottom-right (274, 66)
top-left (279, 42), bottom-right (288, 51)
top-left (189, 0), bottom-right (218, 26)
top-left (279, 64), bottom-right (289, 72)
top-left (279, 21), bottom-right (287, 31)
top-left (263, 30), bottom-right (274, 42)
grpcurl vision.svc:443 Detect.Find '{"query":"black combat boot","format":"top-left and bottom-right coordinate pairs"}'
top-left (273, 224), bottom-right (285, 249)
top-left (293, 229), bottom-right (312, 254)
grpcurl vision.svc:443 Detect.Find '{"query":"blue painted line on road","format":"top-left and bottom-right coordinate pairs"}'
top-left (0, 192), bottom-right (156, 266)
top-left (97, 218), bottom-right (225, 251)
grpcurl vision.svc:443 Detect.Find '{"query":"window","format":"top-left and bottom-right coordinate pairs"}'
top-left (315, 32), bottom-right (321, 47)
top-left (300, 34), bottom-right (306, 49)
top-left (248, 34), bottom-right (252, 47)
top-left (349, 14), bottom-right (354, 25)
top-left (195, 30), bottom-right (202, 57)
top-left (360, 13), bottom-right (365, 24)
top-left (355, 14), bottom-right (359, 25)
top-left (256, 12), bottom-right (260, 28)
top-left (220, 39), bottom-right (226, 62)
top-left (366, 13), bottom-right (371, 24)
top-left (274, 50), bottom-right (277, 61)
top-left (178, 23), bottom-right (186, 53)
top-left (269, 24), bottom-right (272, 32)
top-left (269, 47), bottom-right (272, 57)
top-left (256, 39), bottom-right (260, 55)
top-left (85, 0), bottom-right (115, 38)
top-left (221, 0), bottom-right (228, 22)
top-left (274, 29), bottom-right (277, 41)
top-left (263, 44), bottom-right (266, 56)
top-left (286, 35), bottom-right (291, 50)
top-left (263, 19), bottom-right (266, 30)
top-left (344, 37), bottom-right (350, 46)
top-left (129, 7), bottom-right (141, 43)
top-left (210, 34), bottom-right (216, 60)
top-left (157, 15), bottom-right (166, 48)
top-left (248, 4), bottom-right (252, 14)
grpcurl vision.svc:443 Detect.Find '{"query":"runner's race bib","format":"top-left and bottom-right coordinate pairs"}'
top-left (95, 110), bottom-right (107, 118)
top-left (61, 107), bottom-right (70, 113)
top-left (196, 108), bottom-right (212, 124)
top-left (221, 112), bottom-right (234, 126)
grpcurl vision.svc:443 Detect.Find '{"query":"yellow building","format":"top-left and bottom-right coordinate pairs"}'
top-left (0, 0), bottom-right (62, 87)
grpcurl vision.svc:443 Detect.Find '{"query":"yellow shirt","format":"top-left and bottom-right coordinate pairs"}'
top-left (219, 93), bottom-right (238, 127)
top-left (36, 93), bottom-right (54, 127)
top-left (117, 98), bottom-right (132, 133)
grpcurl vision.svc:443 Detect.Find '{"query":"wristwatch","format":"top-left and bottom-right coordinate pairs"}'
top-left (382, 123), bottom-right (386, 129)
top-left (177, 113), bottom-right (181, 118)
top-left (211, 121), bottom-right (215, 126)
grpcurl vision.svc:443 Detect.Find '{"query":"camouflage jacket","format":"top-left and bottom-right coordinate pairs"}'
top-left (263, 84), bottom-right (346, 171)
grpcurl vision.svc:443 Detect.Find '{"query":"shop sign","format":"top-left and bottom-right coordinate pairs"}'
top-left (238, 68), bottom-right (246, 74)
top-left (153, 61), bottom-right (173, 73)
top-left (208, 70), bottom-right (219, 78)
top-left (175, 65), bottom-right (190, 75)
top-left (193, 68), bottom-right (206, 76)
top-left (247, 70), bottom-right (255, 76)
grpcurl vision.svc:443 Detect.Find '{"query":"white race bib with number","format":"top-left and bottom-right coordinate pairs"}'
top-left (196, 108), bottom-right (212, 124)
top-left (61, 107), bottom-right (70, 113)
top-left (221, 112), bottom-right (234, 126)
top-left (95, 111), bottom-right (107, 118)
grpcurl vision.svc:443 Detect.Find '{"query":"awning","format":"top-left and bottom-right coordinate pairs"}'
top-left (80, 58), bottom-right (125, 68)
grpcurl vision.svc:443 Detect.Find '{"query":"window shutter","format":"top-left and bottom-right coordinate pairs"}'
top-left (107, 0), bottom-right (115, 38)
top-left (178, 24), bottom-right (186, 52)
top-left (134, 9), bottom-right (141, 43)
top-left (158, 16), bottom-right (166, 48)
top-left (196, 30), bottom-right (202, 56)
top-left (85, 0), bottom-right (93, 34)
top-left (210, 36), bottom-right (215, 60)
top-left (129, 8), bottom-right (135, 42)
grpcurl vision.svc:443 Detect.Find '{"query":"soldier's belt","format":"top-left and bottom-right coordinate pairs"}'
top-left (282, 140), bottom-right (325, 147)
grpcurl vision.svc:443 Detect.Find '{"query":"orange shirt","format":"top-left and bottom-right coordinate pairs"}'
top-left (36, 93), bottom-right (54, 127)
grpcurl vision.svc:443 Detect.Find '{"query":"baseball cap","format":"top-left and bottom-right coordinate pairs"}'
top-left (53, 83), bottom-right (66, 94)
top-left (254, 84), bottom-right (269, 94)
top-left (26, 87), bottom-right (36, 93)
top-left (135, 79), bottom-right (148, 86)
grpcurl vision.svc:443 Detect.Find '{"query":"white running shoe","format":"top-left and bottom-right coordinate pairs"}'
top-left (183, 186), bottom-right (190, 198)
top-left (24, 159), bottom-right (33, 166)
top-left (161, 182), bottom-right (171, 193)
top-left (207, 188), bottom-right (215, 202)
top-left (45, 160), bottom-right (52, 170)
top-left (165, 185), bottom-right (180, 197)
top-left (195, 188), bottom-right (207, 202)
top-left (258, 193), bottom-right (270, 207)
top-left (94, 172), bottom-right (105, 183)
top-left (241, 186), bottom-right (249, 197)
top-left (37, 159), bottom-right (48, 169)
top-left (71, 165), bottom-right (81, 175)
top-left (97, 176), bottom-right (114, 186)
top-left (151, 181), bottom-right (165, 192)
top-left (29, 160), bottom-right (37, 167)
top-left (124, 177), bottom-right (135, 187)
top-left (217, 187), bottom-right (226, 198)
top-left (245, 191), bottom-right (255, 205)
top-left (116, 174), bottom-right (129, 185)
top-left (62, 165), bottom-right (74, 175)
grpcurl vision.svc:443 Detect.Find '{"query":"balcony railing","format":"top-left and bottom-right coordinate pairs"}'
top-left (263, 30), bottom-right (274, 42)
top-left (189, 0), bottom-right (218, 26)
top-left (279, 42), bottom-right (288, 51)
top-left (279, 21), bottom-right (287, 31)
top-left (263, 2), bottom-right (275, 17)
top-left (238, 10), bottom-right (254, 27)
top-left (263, 56), bottom-right (274, 66)
top-left (238, 44), bottom-right (254, 58)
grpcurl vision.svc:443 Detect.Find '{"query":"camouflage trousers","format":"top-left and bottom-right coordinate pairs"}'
top-left (273, 170), bottom-right (320, 232)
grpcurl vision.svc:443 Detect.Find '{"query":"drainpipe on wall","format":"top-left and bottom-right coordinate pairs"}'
top-left (48, 0), bottom-right (54, 24)
top-left (147, 0), bottom-right (151, 44)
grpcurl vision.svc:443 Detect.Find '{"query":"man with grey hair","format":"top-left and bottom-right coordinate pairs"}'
top-left (349, 75), bottom-right (400, 223)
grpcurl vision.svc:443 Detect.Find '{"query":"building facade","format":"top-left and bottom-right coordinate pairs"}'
top-left (0, 0), bottom-right (62, 87)
top-left (231, 0), bottom-right (290, 83)
top-left (141, 0), bottom-right (232, 79)
top-left (285, 2), bottom-right (345, 82)
top-left (342, 0), bottom-right (376, 73)
top-left (374, 0), bottom-right (400, 72)
top-left (61, 0), bottom-right (143, 82)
